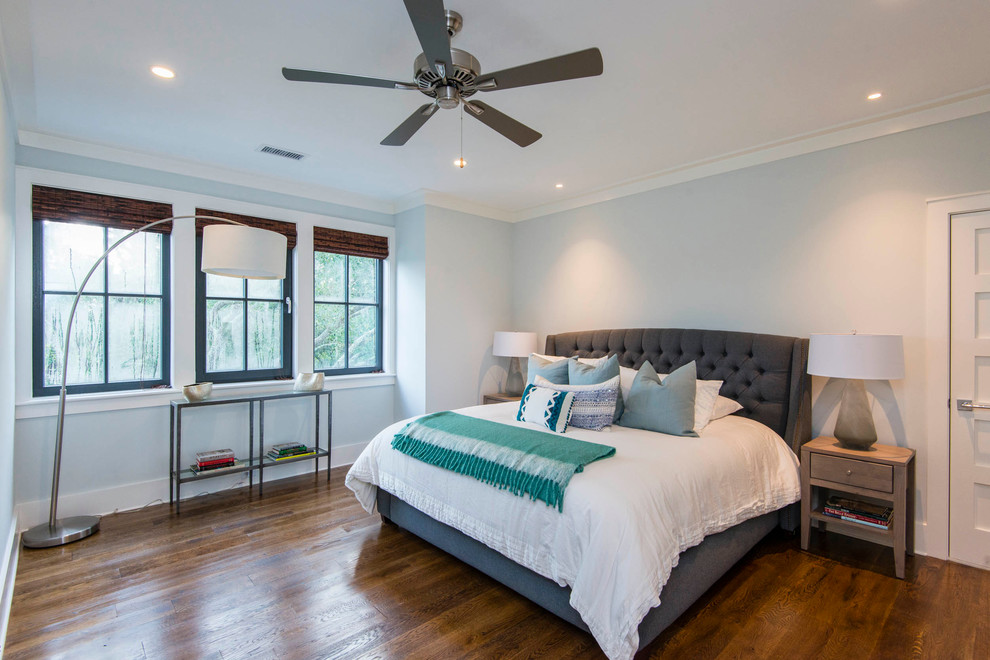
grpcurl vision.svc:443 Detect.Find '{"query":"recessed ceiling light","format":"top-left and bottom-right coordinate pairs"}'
top-left (867, 92), bottom-right (882, 100)
top-left (151, 66), bottom-right (175, 79)
top-left (555, 183), bottom-right (564, 189)
top-left (453, 158), bottom-right (467, 168)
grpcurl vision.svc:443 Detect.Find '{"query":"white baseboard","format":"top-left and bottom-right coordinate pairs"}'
top-left (15, 441), bottom-right (369, 530)
top-left (1, 511), bottom-right (20, 657)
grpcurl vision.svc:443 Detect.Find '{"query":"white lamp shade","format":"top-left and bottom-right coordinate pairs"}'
top-left (201, 224), bottom-right (287, 279)
top-left (493, 331), bottom-right (537, 358)
top-left (808, 334), bottom-right (905, 380)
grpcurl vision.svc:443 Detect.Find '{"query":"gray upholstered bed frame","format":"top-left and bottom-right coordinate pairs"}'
top-left (376, 328), bottom-right (811, 652)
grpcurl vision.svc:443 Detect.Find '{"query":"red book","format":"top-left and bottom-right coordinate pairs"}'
top-left (197, 457), bottom-right (236, 467)
top-left (824, 507), bottom-right (891, 527)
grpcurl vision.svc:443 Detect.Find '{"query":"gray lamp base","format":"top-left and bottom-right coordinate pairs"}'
top-left (21, 515), bottom-right (100, 548)
top-left (834, 379), bottom-right (878, 451)
top-left (505, 357), bottom-right (524, 396)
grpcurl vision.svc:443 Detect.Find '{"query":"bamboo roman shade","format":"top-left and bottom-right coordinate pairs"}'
top-left (195, 208), bottom-right (297, 250)
top-left (32, 185), bottom-right (174, 234)
top-left (313, 226), bottom-right (389, 260)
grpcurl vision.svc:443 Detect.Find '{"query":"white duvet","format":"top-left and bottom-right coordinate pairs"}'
top-left (346, 403), bottom-right (801, 660)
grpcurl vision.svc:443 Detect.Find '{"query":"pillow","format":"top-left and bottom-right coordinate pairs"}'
top-left (534, 375), bottom-right (619, 431)
top-left (527, 354), bottom-right (572, 385)
top-left (617, 361), bottom-right (698, 437)
top-left (516, 383), bottom-right (575, 434)
top-left (657, 371), bottom-right (723, 432)
top-left (568, 354), bottom-right (623, 422)
top-left (711, 395), bottom-right (744, 420)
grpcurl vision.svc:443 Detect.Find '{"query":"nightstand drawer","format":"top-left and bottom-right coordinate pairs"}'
top-left (810, 454), bottom-right (893, 493)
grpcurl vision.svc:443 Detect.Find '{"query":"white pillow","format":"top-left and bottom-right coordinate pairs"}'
top-left (531, 352), bottom-right (606, 366)
top-left (710, 396), bottom-right (743, 420)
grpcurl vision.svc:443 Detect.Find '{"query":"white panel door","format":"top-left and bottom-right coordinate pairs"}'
top-left (950, 209), bottom-right (990, 568)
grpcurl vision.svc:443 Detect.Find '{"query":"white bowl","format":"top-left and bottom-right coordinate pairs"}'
top-left (293, 373), bottom-right (324, 391)
top-left (182, 382), bottom-right (213, 402)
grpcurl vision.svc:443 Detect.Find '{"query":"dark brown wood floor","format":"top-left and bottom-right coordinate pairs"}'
top-left (6, 466), bottom-right (989, 659)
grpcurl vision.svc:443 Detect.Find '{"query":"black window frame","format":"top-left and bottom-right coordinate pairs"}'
top-left (32, 220), bottom-right (172, 397)
top-left (313, 251), bottom-right (384, 376)
top-left (194, 237), bottom-right (293, 384)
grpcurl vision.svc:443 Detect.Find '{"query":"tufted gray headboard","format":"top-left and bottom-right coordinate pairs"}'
top-left (545, 328), bottom-right (812, 454)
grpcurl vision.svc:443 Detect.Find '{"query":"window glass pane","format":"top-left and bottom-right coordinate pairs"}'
top-left (247, 301), bottom-right (282, 370)
top-left (314, 252), bottom-right (345, 302)
top-left (206, 299), bottom-right (245, 372)
top-left (43, 294), bottom-right (105, 386)
top-left (348, 305), bottom-right (378, 368)
top-left (108, 297), bottom-right (162, 382)
top-left (314, 303), bottom-right (345, 370)
top-left (349, 257), bottom-right (378, 304)
top-left (43, 221), bottom-right (105, 293)
top-left (107, 229), bottom-right (162, 295)
top-left (247, 278), bottom-right (282, 300)
top-left (206, 273), bottom-right (244, 298)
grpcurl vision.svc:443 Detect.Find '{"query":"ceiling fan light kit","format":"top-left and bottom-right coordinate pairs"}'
top-left (282, 0), bottom-right (603, 148)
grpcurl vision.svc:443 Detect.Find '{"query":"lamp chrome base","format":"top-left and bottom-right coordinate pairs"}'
top-left (21, 515), bottom-right (100, 548)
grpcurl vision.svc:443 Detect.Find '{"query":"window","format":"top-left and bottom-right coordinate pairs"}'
top-left (32, 186), bottom-right (172, 396)
top-left (313, 227), bottom-right (388, 375)
top-left (195, 210), bottom-right (295, 384)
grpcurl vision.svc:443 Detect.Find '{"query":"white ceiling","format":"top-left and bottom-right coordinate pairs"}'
top-left (2, 0), bottom-right (990, 218)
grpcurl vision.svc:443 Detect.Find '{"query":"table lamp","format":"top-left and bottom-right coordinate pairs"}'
top-left (808, 333), bottom-right (905, 450)
top-left (493, 331), bottom-right (537, 396)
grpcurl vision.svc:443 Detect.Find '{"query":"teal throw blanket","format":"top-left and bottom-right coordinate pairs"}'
top-left (391, 411), bottom-right (616, 511)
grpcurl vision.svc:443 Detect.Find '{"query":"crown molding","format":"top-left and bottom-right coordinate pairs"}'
top-left (393, 189), bottom-right (513, 223)
top-left (16, 130), bottom-right (395, 215)
top-left (512, 86), bottom-right (990, 222)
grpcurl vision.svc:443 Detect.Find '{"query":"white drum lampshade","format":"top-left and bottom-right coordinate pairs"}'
top-left (808, 333), bottom-right (904, 450)
top-left (494, 331), bottom-right (537, 396)
top-left (201, 224), bottom-right (287, 279)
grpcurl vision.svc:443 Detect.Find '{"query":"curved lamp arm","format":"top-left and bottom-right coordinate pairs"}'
top-left (47, 216), bottom-right (245, 530)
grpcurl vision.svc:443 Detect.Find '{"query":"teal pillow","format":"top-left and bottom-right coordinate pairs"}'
top-left (568, 354), bottom-right (623, 422)
top-left (617, 361), bottom-right (698, 437)
top-left (527, 355), bottom-right (571, 385)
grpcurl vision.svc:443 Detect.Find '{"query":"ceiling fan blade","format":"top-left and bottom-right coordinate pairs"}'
top-left (403, 0), bottom-right (452, 76)
top-left (381, 104), bottom-right (439, 146)
top-left (282, 67), bottom-right (417, 90)
top-left (463, 101), bottom-right (541, 147)
top-left (475, 47), bottom-right (603, 91)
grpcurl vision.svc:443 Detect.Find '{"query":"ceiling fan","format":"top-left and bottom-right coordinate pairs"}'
top-left (282, 0), bottom-right (603, 148)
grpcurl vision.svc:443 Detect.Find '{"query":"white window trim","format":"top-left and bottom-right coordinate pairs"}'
top-left (14, 167), bottom-right (397, 416)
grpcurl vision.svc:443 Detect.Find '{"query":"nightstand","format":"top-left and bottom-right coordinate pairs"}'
top-left (482, 393), bottom-right (522, 405)
top-left (800, 436), bottom-right (915, 578)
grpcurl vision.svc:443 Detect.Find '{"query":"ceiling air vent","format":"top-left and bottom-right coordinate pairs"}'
top-left (257, 144), bottom-right (307, 161)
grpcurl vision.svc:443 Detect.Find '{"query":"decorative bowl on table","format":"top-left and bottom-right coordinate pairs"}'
top-left (293, 373), bottom-right (325, 391)
top-left (182, 382), bottom-right (213, 402)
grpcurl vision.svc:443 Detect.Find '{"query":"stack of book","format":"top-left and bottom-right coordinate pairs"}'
top-left (190, 449), bottom-right (243, 475)
top-left (267, 442), bottom-right (315, 461)
top-left (823, 495), bottom-right (892, 530)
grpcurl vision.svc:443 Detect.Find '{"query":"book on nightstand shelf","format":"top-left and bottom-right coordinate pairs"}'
top-left (266, 442), bottom-right (314, 461)
top-left (823, 495), bottom-right (892, 529)
top-left (189, 459), bottom-right (246, 476)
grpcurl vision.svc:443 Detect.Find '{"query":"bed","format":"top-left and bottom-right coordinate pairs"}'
top-left (347, 328), bottom-right (811, 659)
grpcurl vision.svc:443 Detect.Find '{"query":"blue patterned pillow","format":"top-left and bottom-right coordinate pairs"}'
top-left (516, 384), bottom-right (575, 434)
top-left (535, 375), bottom-right (619, 431)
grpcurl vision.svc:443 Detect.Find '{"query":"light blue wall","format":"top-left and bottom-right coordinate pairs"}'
top-left (394, 206), bottom-right (426, 420)
top-left (1, 50), bottom-right (18, 628)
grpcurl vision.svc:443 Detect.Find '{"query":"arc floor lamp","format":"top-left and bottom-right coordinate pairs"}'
top-left (21, 216), bottom-right (288, 548)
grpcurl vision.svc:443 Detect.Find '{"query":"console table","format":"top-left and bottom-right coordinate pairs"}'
top-left (169, 389), bottom-right (332, 513)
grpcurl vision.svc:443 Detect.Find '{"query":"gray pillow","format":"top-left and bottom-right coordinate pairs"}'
top-left (617, 361), bottom-right (698, 437)
top-left (568, 354), bottom-right (623, 422)
top-left (527, 355), bottom-right (571, 385)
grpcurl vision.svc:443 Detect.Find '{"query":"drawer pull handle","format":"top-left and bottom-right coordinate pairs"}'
top-left (846, 470), bottom-right (852, 476)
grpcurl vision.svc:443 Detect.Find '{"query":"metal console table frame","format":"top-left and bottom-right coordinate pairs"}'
top-left (169, 389), bottom-right (332, 513)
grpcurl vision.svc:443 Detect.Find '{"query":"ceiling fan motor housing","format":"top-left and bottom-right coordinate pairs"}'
top-left (414, 48), bottom-right (480, 107)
